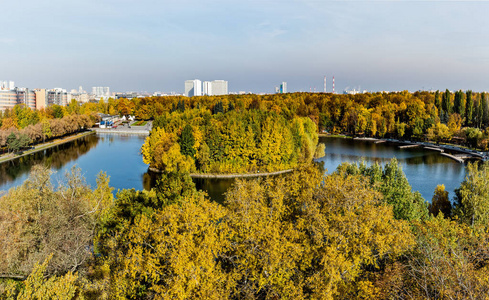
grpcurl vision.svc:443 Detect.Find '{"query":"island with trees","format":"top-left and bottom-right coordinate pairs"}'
top-left (142, 108), bottom-right (324, 175)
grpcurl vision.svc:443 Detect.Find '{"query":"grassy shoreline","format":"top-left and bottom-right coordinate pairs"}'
top-left (148, 167), bottom-right (294, 178)
top-left (0, 131), bottom-right (95, 164)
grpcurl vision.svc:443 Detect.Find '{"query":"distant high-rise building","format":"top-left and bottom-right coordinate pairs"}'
top-left (203, 81), bottom-right (212, 96)
top-left (275, 82), bottom-right (287, 94)
top-left (34, 89), bottom-right (47, 110)
top-left (92, 87), bottom-right (110, 99)
top-left (211, 80), bottom-right (228, 95)
top-left (16, 88), bottom-right (36, 109)
top-left (280, 82), bottom-right (287, 93)
top-left (0, 90), bottom-right (18, 110)
top-left (47, 88), bottom-right (69, 106)
top-left (0, 87), bottom-right (40, 111)
top-left (185, 79), bottom-right (202, 97)
top-left (203, 80), bottom-right (228, 96)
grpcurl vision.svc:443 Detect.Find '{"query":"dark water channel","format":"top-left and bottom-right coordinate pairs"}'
top-left (0, 135), bottom-right (468, 203)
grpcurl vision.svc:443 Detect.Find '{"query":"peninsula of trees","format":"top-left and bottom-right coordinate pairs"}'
top-left (142, 109), bottom-right (323, 174)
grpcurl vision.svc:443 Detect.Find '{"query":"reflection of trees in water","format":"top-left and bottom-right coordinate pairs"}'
top-left (0, 135), bottom-right (99, 186)
top-left (192, 177), bottom-right (236, 204)
top-left (143, 172), bottom-right (236, 204)
top-left (142, 172), bottom-right (157, 192)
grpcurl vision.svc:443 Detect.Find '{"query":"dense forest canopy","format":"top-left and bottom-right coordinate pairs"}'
top-left (142, 109), bottom-right (321, 173)
top-left (1, 160), bottom-right (489, 299)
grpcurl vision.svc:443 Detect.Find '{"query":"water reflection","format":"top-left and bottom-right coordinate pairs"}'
top-left (0, 135), bottom-right (99, 188)
top-left (0, 134), bottom-right (149, 193)
top-left (317, 137), bottom-right (467, 201)
top-left (0, 135), bottom-right (469, 203)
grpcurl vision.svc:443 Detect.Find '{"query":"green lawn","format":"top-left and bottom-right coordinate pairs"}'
top-left (132, 121), bottom-right (147, 126)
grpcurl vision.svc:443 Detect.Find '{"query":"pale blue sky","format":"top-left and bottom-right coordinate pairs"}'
top-left (1, 0), bottom-right (488, 94)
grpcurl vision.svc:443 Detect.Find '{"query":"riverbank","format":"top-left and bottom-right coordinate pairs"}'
top-left (148, 167), bottom-right (294, 178)
top-left (0, 131), bottom-right (95, 164)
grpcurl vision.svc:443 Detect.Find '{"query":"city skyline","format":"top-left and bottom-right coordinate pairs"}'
top-left (1, 1), bottom-right (489, 93)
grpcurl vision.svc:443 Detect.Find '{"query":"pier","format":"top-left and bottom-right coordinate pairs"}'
top-left (350, 137), bottom-right (486, 163)
top-left (399, 144), bottom-right (420, 149)
top-left (423, 146), bottom-right (444, 152)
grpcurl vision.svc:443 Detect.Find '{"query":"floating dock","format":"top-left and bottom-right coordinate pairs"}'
top-left (399, 144), bottom-right (420, 149)
top-left (423, 146), bottom-right (444, 152)
top-left (441, 153), bottom-right (464, 163)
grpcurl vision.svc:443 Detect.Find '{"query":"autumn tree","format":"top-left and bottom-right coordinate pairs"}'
top-left (404, 215), bottom-right (489, 298)
top-left (0, 165), bottom-right (113, 278)
top-left (336, 159), bottom-right (429, 221)
top-left (429, 184), bottom-right (451, 217)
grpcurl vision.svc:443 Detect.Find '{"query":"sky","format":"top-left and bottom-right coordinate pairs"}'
top-left (1, 0), bottom-right (489, 94)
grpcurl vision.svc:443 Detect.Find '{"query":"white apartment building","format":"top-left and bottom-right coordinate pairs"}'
top-left (185, 79), bottom-right (202, 97)
top-left (203, 81), bottom-right (212, 96)
top-left (92, 86), bottom-right (110, 99)
top-left (197, 80), bottom-right (229, 96)
top-left (210, 80), bottom-right (228, 96)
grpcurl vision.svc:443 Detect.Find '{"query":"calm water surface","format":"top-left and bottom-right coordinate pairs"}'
top-left (0, 135), bottom-right (468, 202)
top-left (0, 134), bottom-right (151, 194)
top-left (317, 137), bottom-right (467, 201)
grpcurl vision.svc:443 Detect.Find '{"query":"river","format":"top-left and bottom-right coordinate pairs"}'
top-left (0, 135), bottom-right (468, 202)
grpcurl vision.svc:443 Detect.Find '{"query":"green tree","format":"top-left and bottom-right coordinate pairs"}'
top-left (51, 104), bottom-right (65, 119)
top-left (429, 184), bottom-right (452, 217)
top-left (466, 90), bottom-right (474, 126)
top-left (482, 92), bottom-right (489, 127)
top-left (179, 124), bottom-right (196, 157)
top-left (17, 134), bottom-right (31, 151)
top-left (434, 90), bottom-right (442, 117)
top-left (6, 132), bottom-right (17, 153)
top-left (336, 159), bottom-right (429, 221)
top-left (41, 119), bottom-right (52, 143)
top-left (213, 100), bottom-right (224, 114)
top-left (0, 165), bottom-right (113, 277)
top-left (455, 162), bottom-right (489, 227)
top-left (442, 89), bottom-right (452, 116)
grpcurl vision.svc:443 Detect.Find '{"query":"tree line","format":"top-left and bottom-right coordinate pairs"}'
top-left (3, 90), bottom-right (489, 152)
top-left (106, 90), bottom-right (489, 150)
